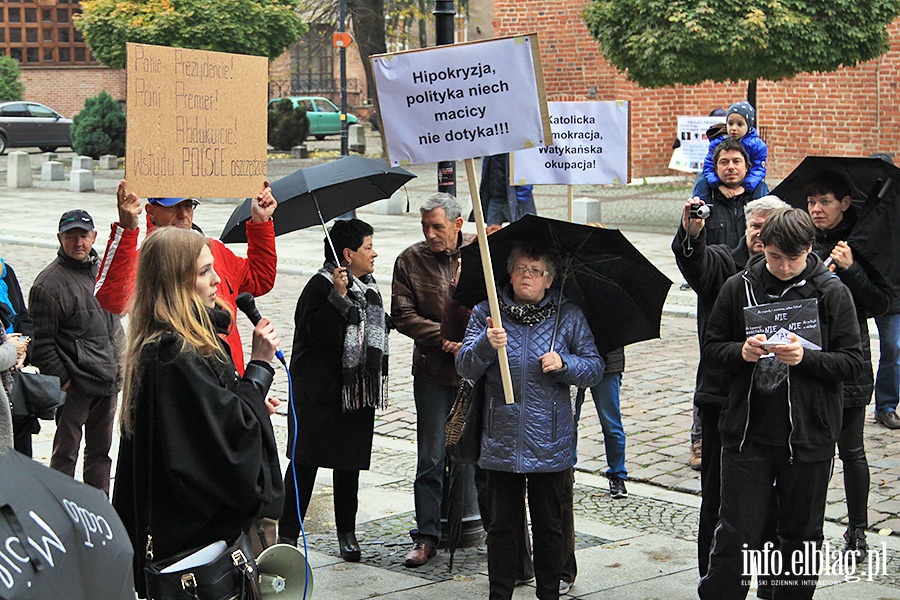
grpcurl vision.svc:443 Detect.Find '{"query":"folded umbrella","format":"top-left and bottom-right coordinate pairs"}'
top-left (771, 156), bottom-right (900, 301)
top-left (453, 215), bottom-right (672, 354)
top-left (0, 451), bottom-right (135, 599)
top-left (220, 155), bottom-right (416, 243)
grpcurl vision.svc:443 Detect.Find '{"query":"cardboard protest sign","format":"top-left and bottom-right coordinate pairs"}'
top-left (674, 115), bottom-right (725, 173)
top-left (510, 101), bottom-right (628, 185)
top-left (371, 34), bottom-right (551, 166)
top-left (125, 43), bottom-right (268, 198)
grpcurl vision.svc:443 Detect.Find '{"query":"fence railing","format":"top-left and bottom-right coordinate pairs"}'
top-left (268, 78), bottom-right (362, 99)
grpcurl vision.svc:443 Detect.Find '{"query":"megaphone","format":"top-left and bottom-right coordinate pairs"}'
top-left (256, 543), bottom-right (314, 598)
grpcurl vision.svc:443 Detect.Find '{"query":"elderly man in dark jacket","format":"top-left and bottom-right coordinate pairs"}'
top-left (698, 209), bottom-right (863, 599)
top-left (392, 192), bottom-right (476, 567)
top-left (806, 170), bottom-right (892, 556)
top-left (673, 194), bottom-right (788, 577)
top-left (457, 244), bottom-right (603, 600)
top-left (30, 210), bottom-right (123, 495)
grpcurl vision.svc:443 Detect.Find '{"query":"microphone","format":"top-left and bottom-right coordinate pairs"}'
top-left (235, 292), bottom-right (286, 365)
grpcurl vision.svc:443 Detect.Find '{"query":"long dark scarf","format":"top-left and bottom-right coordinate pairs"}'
top-left (318, 263), bottom-right (389, 412)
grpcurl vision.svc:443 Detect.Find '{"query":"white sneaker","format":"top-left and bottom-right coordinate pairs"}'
top-left (560, 579), bottom-right (573, 595)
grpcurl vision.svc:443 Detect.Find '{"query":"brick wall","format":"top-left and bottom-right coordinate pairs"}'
top-left (21, 66), bottom-right (125, 118)
top-left (495, 0), bottom-right (900, 180)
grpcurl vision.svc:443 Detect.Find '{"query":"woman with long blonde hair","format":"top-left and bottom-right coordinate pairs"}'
top-left (112, 227), bottom-right (283, 599)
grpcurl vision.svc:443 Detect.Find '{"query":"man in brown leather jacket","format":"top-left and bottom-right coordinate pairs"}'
top-left (391, 192), bottom-right (475, 567)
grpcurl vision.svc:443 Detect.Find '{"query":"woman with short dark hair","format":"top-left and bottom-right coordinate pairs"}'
top-left (279, 218), bottom-right (389, 562)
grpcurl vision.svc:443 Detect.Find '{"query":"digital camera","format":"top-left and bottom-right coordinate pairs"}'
top-left (690, 203), bottom-right (711, 220)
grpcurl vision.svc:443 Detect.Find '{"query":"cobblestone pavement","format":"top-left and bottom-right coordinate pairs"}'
top-left (2, 147), bottom-right (900, 595)
top-left (4, 238), bottom-right (899, 538)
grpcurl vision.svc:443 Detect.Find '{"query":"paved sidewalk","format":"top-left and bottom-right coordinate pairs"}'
top-left (1, 150), bottom-right (899, 597)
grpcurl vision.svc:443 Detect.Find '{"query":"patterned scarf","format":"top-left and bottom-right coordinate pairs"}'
top-left (499, 297), bottom-right (557, 325)
top-left (318, 262), bottom-right (389, 412)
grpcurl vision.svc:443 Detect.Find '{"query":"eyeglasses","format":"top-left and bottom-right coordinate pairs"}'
top-left (513, 265), bottom-right (548, 278)
top-left (175, 199), bottom-right (201, 210)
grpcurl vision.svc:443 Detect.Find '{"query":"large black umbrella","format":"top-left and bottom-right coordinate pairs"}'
top-left (771, 156), bottom-right (900, 301)
top-left (770, 156), bottom-right (900, 211)
top-left (219, 155), bottom-right (416, 244)
top-left (453, 215), bottom-right (672, 354)
top-left (0, 451), bottom-right (135, 599)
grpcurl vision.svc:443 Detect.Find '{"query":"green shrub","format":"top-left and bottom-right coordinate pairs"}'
top-left (268, 98), bottom-right (309, 151)
top-left (0, 56), bottom-right (23, 101)
top-left (71, 91), bottom-right (126, 158)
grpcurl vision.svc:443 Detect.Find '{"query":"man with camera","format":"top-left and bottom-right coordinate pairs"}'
top-left (673, 194), bottom-right (789, 577)
top-left (695, 137), bottom-right (769, 250)
top-left (680, 139), bottom-right (769, 481)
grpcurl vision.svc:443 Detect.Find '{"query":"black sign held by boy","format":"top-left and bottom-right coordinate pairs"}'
top-left (744, 298), bottom-right (822, 351)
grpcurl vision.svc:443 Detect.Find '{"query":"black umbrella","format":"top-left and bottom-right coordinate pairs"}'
top-left (0, 451), bottom-right (135, 599)
top-left (770, 156), bottom-right (900, 210)
top-left (771, 156), bottom-right (900, 301)
top-left (219, 155), bottom-right (415, 245)
top-left (453, 215), bottom-right (672, 354)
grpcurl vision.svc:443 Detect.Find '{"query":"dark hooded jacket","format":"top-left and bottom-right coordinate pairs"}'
top-left (673, 225), bottom-right (751, 408)
top-left (703, 253), bottom-right (864, 462)
top-left (812, 207), bottom-right (892, 407)
top-left (112, 308), bottom-right (282, 596)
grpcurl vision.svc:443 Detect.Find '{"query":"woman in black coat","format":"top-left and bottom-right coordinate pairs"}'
top-left (279, 219), bottom-right (389, 561)
top-left (112, 228), bottom-right (283, 598)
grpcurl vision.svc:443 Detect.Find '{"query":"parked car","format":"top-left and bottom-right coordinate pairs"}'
top-left (0, 101), bottom-right (72, 154)
top-left (268, 96), bottom-right (359, 140)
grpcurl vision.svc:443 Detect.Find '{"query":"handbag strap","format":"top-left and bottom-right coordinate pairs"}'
top-left (144, 343), bottom-right (159, 562)
top-left (1, 504), bottom-right (47, 573)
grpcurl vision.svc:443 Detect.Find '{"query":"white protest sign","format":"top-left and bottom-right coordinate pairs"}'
top-left (509, 101), bottom-right (628, 185)
top-left (371, 34), bottom-right (551, 166)
top-left (676, 115), bottom-right (725, 172)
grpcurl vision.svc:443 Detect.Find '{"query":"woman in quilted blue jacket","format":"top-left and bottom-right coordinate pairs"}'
top-left (457, 244), bottom-right (603, 600)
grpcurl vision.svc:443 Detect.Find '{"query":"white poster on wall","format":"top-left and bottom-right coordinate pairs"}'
top-left (509, 101), bottom-right (628, 185)
top-left (674, 115), bottom-right (725, 173)
top-left (371, 34), bottom-right (551, 166)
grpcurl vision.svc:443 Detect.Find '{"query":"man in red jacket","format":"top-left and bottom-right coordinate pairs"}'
top-left (95, 179), bottom-right (277, 373)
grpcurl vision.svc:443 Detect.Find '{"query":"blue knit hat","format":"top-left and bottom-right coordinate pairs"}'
top-left (727, 102), bottom-right (755, 130)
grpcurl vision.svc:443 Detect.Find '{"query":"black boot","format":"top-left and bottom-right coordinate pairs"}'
top-left (337, 531), bottom-right (361, 562)
top-left (842, 527), bottom-right (868, 558)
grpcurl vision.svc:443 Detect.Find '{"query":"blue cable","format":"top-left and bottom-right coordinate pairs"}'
top-left (283, 364), bottom-right (311, 600)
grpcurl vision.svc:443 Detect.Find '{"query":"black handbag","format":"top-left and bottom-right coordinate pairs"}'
top-left (144, 532), bottom-right (260, 600)
top-left (142, 348), bottom-right (261, 600)
top-left (9, 370), bottom-right (66, 420)
top-left (445, 377), bottom-right (485, 465)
